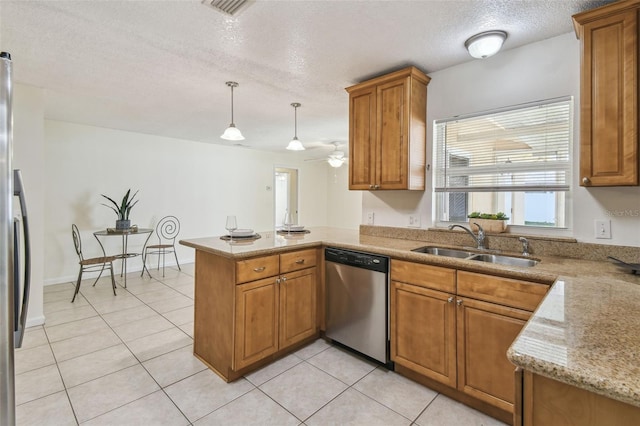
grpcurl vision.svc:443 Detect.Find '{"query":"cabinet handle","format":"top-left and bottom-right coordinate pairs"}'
top-left (456, 299), bottom-right (463, 306)
top-left (582, 177), bottom-right (590, 185)
top-left (281, 276), bottom-right (287, 282)
top-left (295, 259), bottom-right (305, 264)
top-left (253, 266), bottom-right (266, 272)
top-left (447, 296), bottom-right (454, 303)
top-left (276, 278), bottom-right (281, 284)
top-left (369, 184), bottom-right (375, 189)
top-left (374, 184), bottom-right (380, 189)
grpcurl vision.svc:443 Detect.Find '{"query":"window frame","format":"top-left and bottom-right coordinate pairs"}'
top-left (433, 97), bottom-right (573, 230)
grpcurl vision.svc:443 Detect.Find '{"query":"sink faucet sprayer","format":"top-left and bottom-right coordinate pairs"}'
top-left (518, 237), bottom-right (530, 256)
top-left (448, 223), bottom-right (485, 250)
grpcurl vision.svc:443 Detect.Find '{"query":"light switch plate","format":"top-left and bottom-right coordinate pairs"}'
top-left (408, 215), bottom-right (421, 228)
top-left (366, 212), bottom-right (375, 225)
top-left (595, 220), bottom-right (611, 239)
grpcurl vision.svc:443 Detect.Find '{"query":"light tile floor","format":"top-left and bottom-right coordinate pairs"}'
top-left (15, 263), bottom-right (507, 426)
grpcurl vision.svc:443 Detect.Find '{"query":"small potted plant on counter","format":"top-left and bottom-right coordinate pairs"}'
top-left (101, 189), bottom-right (139, 230)
top-left (467, 211), bottom-right (509, 233)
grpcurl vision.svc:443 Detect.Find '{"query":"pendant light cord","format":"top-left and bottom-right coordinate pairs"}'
top-left (230, 84), bottom-right (235, 125)
top-left (293, 104), bottom-right (297, 138)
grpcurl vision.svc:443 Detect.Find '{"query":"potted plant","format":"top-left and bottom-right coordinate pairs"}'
top-left (101, 189), bottom-right (139, 230)
top-left (467, 211), bottom-right (509, 233)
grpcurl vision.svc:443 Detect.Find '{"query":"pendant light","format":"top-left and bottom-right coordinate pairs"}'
top-left (464, 30), bottom-right (507, 59)
top-left (286, 102), bottom-right (305, 151)
top-left (221, 81), bottom-right (244, 141)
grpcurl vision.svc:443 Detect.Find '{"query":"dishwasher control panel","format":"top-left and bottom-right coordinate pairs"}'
top-left (325, 247), bottom-right (389, 273)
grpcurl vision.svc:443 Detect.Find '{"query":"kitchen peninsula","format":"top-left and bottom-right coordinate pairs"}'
top-left (180, 226), bottom-right (640, 425)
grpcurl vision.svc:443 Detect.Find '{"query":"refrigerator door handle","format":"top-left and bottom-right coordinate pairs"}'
top-left (13, 169), bottom-right (30, 349)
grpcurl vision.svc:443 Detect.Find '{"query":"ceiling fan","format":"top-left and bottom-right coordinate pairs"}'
top-left (305, 141), bottom-right (349, 168)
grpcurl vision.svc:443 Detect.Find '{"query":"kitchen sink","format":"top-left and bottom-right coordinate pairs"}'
top-left (412, 246), bottom-right (538, 267)
top-left (468, 253), bottom-right (539, 267)
top-left (411, 246), bottom-right (476, 259)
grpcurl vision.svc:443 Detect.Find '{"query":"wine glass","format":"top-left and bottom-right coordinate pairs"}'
top-left (225, 215), bottom-right (237, 242)
top-left (283, 211), bottom-right (293, 235)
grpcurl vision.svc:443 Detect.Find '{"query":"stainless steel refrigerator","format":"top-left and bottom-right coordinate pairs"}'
top-left (0, 51), bottom-right (32, 426)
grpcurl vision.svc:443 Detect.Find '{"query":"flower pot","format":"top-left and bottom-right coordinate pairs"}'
top-left (469, 218), bottom-right (507, 233)
top-left (115, 219), bottom-right (131, 230)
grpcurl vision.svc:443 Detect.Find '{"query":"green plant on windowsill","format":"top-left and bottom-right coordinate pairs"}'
top-left (101, 189), bottom-right (139, 230)
top-left (467, 211), bottom-right (510, 220)
top-left (467, 211), bottom-right (509, 233)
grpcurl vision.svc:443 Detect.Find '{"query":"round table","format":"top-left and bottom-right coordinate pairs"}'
top-left (93, 228), bottom-right (153, 288)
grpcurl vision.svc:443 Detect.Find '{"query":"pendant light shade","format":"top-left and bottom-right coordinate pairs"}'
top-left (465, 30), bottom-right (507, 59)
top-left (286, 102), bottom-right (305, 151)
top-left (221, 81), bottom-right (244, 141)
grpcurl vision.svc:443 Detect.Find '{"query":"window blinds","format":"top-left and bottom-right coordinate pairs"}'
top-left (434, 97), bottom-right (572, 193)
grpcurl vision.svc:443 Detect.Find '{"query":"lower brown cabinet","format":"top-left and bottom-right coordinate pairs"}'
top-left (391, 261), bottom-right (550, 423)
top-left (194, 248), bottom-right (318, 381)
top-left (522, 371), bottom-right (640, 425)
top-left (234, 267), bottom-right (317, 371)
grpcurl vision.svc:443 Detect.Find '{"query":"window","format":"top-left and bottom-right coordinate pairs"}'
top-left (434, 97), bottom-right (572, 228)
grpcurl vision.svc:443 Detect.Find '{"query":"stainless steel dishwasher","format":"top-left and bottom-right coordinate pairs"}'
top-left (325, 247), bottom-right (390, 364)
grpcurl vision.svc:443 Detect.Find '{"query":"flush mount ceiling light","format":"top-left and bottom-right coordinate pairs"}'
top-left (221, 81), bottom-right (244, 141)
top-left (286, 102), bottom-right (305, 151)
top-left (465, 30), bottom-right (508, 59)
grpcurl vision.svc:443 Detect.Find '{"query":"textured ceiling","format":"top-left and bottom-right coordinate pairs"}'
top-left (0, 0), bottom-right (612, 156)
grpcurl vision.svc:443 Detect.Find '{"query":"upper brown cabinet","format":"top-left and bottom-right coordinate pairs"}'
top-left (573, 0), bottom-right (640, 186)
top-left (346, 66), bottom-right (430, 190)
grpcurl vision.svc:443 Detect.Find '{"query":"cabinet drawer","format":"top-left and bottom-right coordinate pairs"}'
top-left (457, 271), bottom-right (549, 312)
top-left (280, 249), bottom-right (317, 273)
top-left (391, 260), bottom-right (456, 293)
top-left (236, 255), bottom-right (279, 284)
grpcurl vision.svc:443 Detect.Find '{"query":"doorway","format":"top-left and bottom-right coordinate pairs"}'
top-left (274, 167), bottom-right (299, 228)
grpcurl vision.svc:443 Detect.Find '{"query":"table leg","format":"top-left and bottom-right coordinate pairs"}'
top-left (122, 234), bottom-right (128, 288)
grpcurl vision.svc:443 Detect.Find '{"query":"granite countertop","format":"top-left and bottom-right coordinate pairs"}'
top-left (180, 226), bottom-right (640, 407)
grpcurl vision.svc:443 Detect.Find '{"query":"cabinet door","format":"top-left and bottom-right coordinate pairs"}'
top-left (349, 85), bottom-right (377, 190)
top-left (456, 297), bottom-right (530, 413)
top-left (391, 281), bottom-right (457, 388)
top-left (234, 277), bottom-right (278, 370)
top-left (279, 267), bottom-right (317, 349)
top-left (377, 77), bottom-right (410, 189)
top-left (578, 8), bottom-right (639, 186)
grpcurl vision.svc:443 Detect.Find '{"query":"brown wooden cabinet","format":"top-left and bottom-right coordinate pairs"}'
top-left (390, 261), bottom-right (550, 424)
top-left (456, 296), bottom-right (530, 413)
top-left (346, 66), bottom-right (430, 190)
top-left (456, 271), bottom-right (549, 415)
top-left (391, 261), bottom-right (457, 386)
top-left (522, 371), bottom-right (640, 425)
top-left (573, 0), bottom-right (640, 186)
top-left (194, 248), bottom-right (319, 381)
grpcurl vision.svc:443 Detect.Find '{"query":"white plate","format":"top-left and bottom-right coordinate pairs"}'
top-left (281, 225), bottom-right (305, 231)
top-left (230, 229), bottom-right (255, 237)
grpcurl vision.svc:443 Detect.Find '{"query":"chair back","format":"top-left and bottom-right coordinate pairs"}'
top-left (71, 224), bottom-right (84, 261)
top-left (155, 216), bottom-right (180, 244)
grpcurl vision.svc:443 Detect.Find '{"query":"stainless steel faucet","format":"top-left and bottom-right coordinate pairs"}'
top-left (518, 237), bottom-right (530, 256)
top-left (448, 223), bottom-right (486, 250)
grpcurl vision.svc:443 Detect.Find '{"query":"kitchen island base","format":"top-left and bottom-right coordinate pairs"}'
top-left (193, 247), bottom-right (320, 382)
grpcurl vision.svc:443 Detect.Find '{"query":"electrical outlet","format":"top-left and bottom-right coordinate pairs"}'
top-left (408, 215), bottom-right (421, 228)
top-left (595, 220), bottom-right (611, 239)
top-left (366, 212), bottom-right (375, 225)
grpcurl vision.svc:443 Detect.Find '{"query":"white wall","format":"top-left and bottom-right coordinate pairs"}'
top-left (43, 119), bottom-right (332, 284)
top-left (326, 165), bottom-right (362, 229)
top-left (361, 32), bottom-right (640, 247)
top-left (13, 84), bottom-right (45, 326)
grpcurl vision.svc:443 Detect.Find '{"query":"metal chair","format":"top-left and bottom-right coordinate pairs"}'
top-left (71, 224), bottom-right (117, 302)
top-left (142, 216), bottom-right (181, 277)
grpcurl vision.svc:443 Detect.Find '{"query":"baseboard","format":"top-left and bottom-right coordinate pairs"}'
top-left (44, 257), bottom-right (194, 287)
top-left (26, 315), bottom-right (45, 328)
